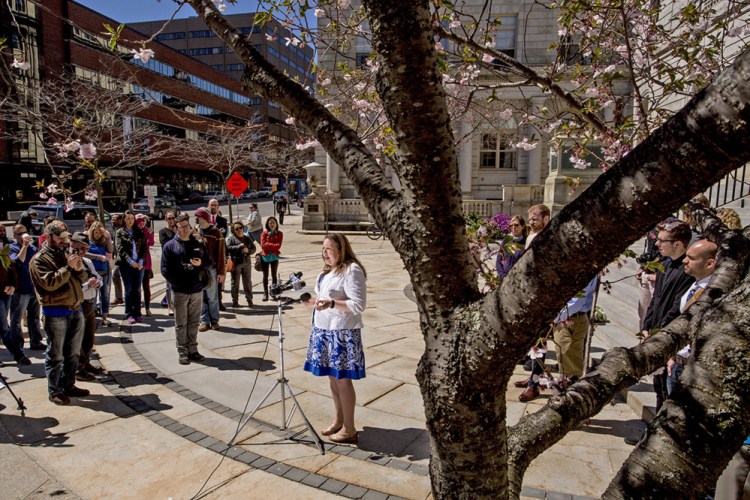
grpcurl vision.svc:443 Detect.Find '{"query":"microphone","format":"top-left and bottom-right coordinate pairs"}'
top-left (280, 292), bottom-right (311, 304)
top-left (289, 272), bottom-right (303, 280)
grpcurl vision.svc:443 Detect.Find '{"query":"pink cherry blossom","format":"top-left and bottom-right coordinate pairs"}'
top-left (12, 58), bottom-right (31, 71)
top-left (79, 143), bottom-right (97, 159)
top-left (131, 48), bottom-right (155, 63)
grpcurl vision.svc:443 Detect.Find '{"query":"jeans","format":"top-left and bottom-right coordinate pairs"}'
top-left (230, 261), bottom-right (253, 303)
top-left (120, 264), bottom-right (144, 319)
top-left (174, 291), bottom-right (202, 356)
top-left (79, 300), bottom-right (96, 368)
top-left (666, 362), bottom-right (683, 395)
top-left (165, 282), bottom-right (173, 310)
top-left (112, 265), bottom-right (123, 301)
top-left (261, 259), bottom-right (279, 295)
top-left (98, 270), bottom-right (111, 317)
top-left (0, 294), bottom-right (22, 359)
top-left (44, 310), bottom-right (84, 395)
top-left (10, 293), bottom-right (44, 347)
top-left (200, 267), bottom-right (220, 325)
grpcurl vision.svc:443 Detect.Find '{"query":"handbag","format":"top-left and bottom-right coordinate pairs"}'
top-left (226, 257), bottom-right (234, 273)
top-left (254, 254), bottom-right (262, 272)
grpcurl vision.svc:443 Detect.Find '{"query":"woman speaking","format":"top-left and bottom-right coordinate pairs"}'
top-left (303, 234), bottom-right (367, 444)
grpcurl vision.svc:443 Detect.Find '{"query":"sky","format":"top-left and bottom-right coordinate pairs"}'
top-left (76, 0), bottom-right (259, 24)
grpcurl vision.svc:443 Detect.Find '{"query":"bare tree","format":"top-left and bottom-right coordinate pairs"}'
top-left (173, 121), bottom-right (266, 222)
top-left (257, 144), bottom-right (311, 212)
top-left (0, 72), bottom-right (174, 219)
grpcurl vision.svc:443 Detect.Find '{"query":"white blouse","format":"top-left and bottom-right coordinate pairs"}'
top-left (313, 263), bottom-right (366, 330)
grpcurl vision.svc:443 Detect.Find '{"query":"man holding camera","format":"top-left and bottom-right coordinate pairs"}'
top-left (162, 213), bottom-right (212, 365)
top-left (29, 221), bottom-right (90, 405)
top-left (9, 224), bottom-right (46, 355)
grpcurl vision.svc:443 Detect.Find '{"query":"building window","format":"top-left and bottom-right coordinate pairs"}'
top-left (188, 47), bottom-right (223, 56)
top-left (480, 133), bottom-right (516, 169)
top-left (492, 15), bottom-right (517, 64)
top-left (227, 63), bottom-right (245, 71)
top-left (14, 0), bottom-right (26, 12)
top-left (211, 64), bottom-right (224, 71)
top-left (155, 32), bottom-right (186, 41)
top-left (189, 30), bottom-right (215, 38)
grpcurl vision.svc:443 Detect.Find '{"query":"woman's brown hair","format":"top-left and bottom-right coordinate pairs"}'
top-left (88, 221), bottom-right (108, 244)
top-left (322, 233), bottom-right (367, 277)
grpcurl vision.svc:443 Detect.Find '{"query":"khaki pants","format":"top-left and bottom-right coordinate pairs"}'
top-left (553, 313), bottom-right (589, 379)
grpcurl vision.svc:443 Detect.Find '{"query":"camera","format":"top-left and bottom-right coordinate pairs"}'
top-left (182, 262), bottom-right (194, 271)
top-left (636, 253), bottom-right (656, 265)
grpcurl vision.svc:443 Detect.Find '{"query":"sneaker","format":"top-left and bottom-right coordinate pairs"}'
top-left (179, 354), bottom-right (190, 365)
top-left (29, 343), bottom-right (47, 351)
top-left (211, 322), bottom-right (220, 331)
top-left (15, 355), bottom-right (32, 366)
top-left (188, 352), bottom-right (205, 362)
top-left (64, 386), bottom-right (90, 397)
top-left (76, 370), bottom-right (96, 382)
top-left (49, 393), bottom-right (70, 405)
top-left (84, 363), bottom-right (105, 375)
top-left (161, 297), bottom-right (168, 307)
top-left (198, 323), bottom-right (210, 332)
top-left (135, 316), bottom-right (144, 323)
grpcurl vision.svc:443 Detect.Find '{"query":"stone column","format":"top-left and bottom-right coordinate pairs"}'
top-left (458, 121), bottom-right (473, 194)
top-left (526, 97), bottom-right (545, 185)
top-left (326, 154), bottom-right (340, 194)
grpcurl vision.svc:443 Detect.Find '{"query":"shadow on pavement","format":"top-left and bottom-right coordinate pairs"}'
top-left (358, 426), bottom-right (430, 461)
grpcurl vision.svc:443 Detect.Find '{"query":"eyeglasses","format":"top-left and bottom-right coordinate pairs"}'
top-left (656, 238), bottom-right (678, 244)
top-left (176, 224), bottom-right (191, 230)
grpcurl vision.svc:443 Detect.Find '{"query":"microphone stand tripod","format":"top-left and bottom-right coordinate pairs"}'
top-left (237, 294), bottom-right (325, 455)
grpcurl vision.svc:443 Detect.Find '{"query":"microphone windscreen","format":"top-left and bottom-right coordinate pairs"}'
top-left (299, 292), bottom-right (312, 302)
top-left (298, 281), bottom-right (306, 288)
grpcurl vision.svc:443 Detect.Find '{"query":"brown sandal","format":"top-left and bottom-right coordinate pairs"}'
top-left (329, 431), bottom-right (358, 444)
top-left (321, 424), bottom-right (343, 436)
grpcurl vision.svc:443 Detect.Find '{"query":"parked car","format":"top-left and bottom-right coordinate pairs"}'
top-left (29, 203), bottom-right (112, 234)
top-left (202, 191), bottom-right (227, 202)
top-left (182, 191), bottom-right (206, 204)
top-left (239, 189), bottom-right (259, 200)
top-left (257, 187), bottom-right (273, 198)
top-left (132, 197), bottom-right (181, 220)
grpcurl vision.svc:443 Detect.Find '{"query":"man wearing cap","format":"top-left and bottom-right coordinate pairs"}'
top-left (69, 232), bottom-right (103, 382)
top-left (9, 224), bottom-right (46, 352)
top-left (29, 221), bottom-right (90, 405)
top-left (194, 207), bottom-right (225, 332)
top-left (207, 199), bottom-right (228, 311)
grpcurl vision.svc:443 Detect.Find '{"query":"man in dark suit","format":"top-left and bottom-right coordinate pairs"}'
top-left (207, 199), bottom-right (228, 310)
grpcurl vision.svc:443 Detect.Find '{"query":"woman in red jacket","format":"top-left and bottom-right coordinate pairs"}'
top-left (260, 216), bottom-right (283, 301)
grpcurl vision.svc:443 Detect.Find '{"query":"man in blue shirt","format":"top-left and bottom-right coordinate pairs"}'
top-left (9, 224), bottom-right (45, 351)
top-left (518, 277), bottom-right (599, 402)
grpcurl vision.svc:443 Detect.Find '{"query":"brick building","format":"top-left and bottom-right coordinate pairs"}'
top-left (0, 0), bottom-right (290, 217)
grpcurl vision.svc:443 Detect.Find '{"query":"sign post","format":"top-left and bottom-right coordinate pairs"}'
top-left (144, 185), bottom-right (157, 214)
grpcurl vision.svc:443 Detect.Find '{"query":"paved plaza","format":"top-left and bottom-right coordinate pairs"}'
top-left (0, 204), bottom-right (654, 499)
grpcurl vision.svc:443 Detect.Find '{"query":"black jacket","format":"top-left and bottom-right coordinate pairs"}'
top-left (115, 226), bottom-right (147, 267)
top-left (161, 235), bottom-right (211, 294)
top-left (225, 234), bottom-right (256, 267)
top-left (643, 253), bottom-right (695, 331)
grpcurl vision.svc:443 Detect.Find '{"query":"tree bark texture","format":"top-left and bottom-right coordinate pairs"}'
top-left (185, 2), bottom-right (750, 496)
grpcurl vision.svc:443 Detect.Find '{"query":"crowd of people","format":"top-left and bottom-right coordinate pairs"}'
top-left (0, 198), bottom-right (300, 403)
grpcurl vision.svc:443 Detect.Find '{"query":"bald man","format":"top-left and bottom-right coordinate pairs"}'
top-left (667, 239), bottom-right (718, 395)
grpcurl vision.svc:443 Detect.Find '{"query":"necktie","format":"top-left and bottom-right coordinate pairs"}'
top-left (685, 284), bottom-right (699, 302)
top-left (211, 215), bottom-right (216, 224)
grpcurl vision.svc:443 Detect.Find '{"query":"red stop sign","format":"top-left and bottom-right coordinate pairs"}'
top-left (226, 172), bottom-right (249, 198)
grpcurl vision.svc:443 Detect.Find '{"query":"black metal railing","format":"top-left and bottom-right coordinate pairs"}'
top-left (707, 164), bottom-right (750, 208)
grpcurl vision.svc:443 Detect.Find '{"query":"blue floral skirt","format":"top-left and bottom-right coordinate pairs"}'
top-left (304, 326), bottom-right (366, 380)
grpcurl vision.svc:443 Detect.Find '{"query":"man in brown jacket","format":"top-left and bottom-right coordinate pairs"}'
top-left (194, 208), bottom-right (225, 331)
top-left (29, 221), bottom-right (90, 405)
